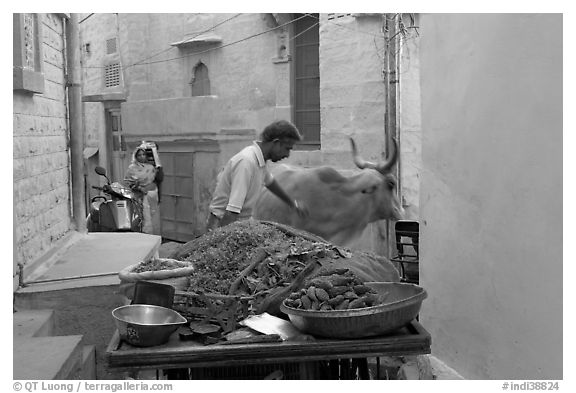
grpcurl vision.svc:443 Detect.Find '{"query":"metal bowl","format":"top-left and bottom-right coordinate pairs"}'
top-left (280, 282), bottom-right (427, 339)
top-left (112, 304), bottom-right (187, 347)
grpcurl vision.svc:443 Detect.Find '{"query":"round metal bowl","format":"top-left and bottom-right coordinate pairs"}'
top-left (112, 304), bottom-right (187, 347)
top-left (280, 282), bottom-right (427, 339)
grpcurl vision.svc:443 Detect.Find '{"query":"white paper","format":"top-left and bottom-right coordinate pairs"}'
top-left (239, 313), bottom-right (302, 340)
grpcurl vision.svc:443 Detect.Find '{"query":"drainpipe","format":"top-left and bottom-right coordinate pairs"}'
top-left (65, 14), bottom-right (86, 232)
top-left (383, 14), bottom-right (400, 258)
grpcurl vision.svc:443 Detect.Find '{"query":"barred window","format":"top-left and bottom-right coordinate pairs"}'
top-left (104, 63), bottom-right (121, 87)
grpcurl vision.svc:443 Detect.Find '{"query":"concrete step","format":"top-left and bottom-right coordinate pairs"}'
top-left (13, 309), bottom-right (55, 338)
top-left (13, 335), bottom-right (84, 380)
top-left (13, 310), bottom-right (97, 380)
top-left (13, 231), bottom-right (161, 380)
top-left (81, 345), bottom-right (97, 380)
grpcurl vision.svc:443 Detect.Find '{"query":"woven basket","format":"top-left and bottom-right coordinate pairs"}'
top-left (118, 258), bottom-right (194, 291)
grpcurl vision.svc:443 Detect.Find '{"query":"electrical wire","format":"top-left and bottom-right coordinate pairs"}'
top-left (79, 13), bottom-right (95, 24)
top-left (304, 13), bottom-right (384, 39)
top-left (292, 20), bottom-right (320, 42)
top-left (126, 13), bottom-right (242, 69)
top-left (81, 13), bottom-right (309, 70)
top-left (129, 13), bottom-right (309, 68)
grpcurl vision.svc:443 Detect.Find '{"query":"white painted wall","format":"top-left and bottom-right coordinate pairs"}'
top-left (419, 14), bottom-right (562, 379)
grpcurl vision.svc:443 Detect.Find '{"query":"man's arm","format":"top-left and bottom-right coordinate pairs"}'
top-left (266, 179), bottom-right (308, 218)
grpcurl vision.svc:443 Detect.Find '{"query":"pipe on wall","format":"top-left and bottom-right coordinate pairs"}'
top-left (66, 13), bottom-right (87, 232)
top-left (382, 13), bottom-right (401, 259)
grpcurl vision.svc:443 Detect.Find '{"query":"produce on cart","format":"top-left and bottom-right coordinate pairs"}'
top-left (121, 220), bottom-right (400, 333)
top-left (280, 281), bottom-right (427, 338)
top-left (181, 220), bottom-right (399, 331)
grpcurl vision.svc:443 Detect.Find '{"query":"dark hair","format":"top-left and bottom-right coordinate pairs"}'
top-left (260, 120), bottom-right (302, 142)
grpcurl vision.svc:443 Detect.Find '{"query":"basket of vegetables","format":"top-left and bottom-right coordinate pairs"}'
top-left (280, 268), bottom-right (427, 338)
top-left (118, 257), bottom-right (194, 290)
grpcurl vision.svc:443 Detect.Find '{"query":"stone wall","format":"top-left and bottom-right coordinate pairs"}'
top-left (78, 13), bottom-right (117, 151)
top-left (81, 13), bottom-right (284, 134)
top-left (13, 14), bottom-right (72, 289)
top-left (318, 14), bottom-right (387, 163)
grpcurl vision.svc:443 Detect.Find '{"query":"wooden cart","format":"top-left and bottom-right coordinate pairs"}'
top-left (106, 320), bottom-right (431, 379)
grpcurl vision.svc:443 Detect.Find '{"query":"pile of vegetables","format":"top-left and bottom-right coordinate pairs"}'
top-left (172, 220), bottom-right (332, 297)
top-left (285, 268), bottom-right (389, 311)
top-left (128, 220), bottom-right (400, 322)
top-left (131, 257), bottom-right (188, 273)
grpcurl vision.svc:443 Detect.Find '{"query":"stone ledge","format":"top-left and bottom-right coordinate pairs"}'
top-left (81, 345), bottom-right (97, 380)
top-left (13, 335), bottom-right (84, 380)
top-left (13, 309), bottom-right (55, 338)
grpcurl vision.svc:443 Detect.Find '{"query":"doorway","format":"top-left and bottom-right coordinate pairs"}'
top-left (105, 105), bottom-right (128, 182)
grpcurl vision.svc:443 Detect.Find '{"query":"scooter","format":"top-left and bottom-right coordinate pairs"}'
top-left (86, 166), bottom-right (143, 232)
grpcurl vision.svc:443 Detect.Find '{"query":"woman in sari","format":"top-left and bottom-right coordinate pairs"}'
top-left (123, 146), bottom-right (160, 234)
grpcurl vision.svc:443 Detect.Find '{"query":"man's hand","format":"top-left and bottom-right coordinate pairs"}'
top-left (220, 210), bottom-right (240, 227)
top-left (293, 200), bottom-right (309, 219)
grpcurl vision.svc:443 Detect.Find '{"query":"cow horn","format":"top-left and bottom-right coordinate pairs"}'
top-left (350, 137), bottom-right (375, 170)
top-left (349, 137), bottom-right (398, 174)
top-left (375, 137), bottom-right (398, 174)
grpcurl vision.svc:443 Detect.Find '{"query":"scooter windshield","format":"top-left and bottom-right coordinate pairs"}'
top-left (110, 182), bottom-right (135, 199)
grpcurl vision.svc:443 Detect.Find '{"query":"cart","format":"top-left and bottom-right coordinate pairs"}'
top-left (106, 319), bottom-right (431, 379)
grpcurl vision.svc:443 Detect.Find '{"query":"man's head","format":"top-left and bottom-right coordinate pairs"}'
top-left (260, 120), bottom-right (303, 162)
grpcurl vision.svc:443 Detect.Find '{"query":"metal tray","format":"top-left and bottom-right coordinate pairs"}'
top-left (280, 282), bottom-right (427, 338)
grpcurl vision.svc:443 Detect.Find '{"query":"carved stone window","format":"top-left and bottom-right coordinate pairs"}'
top-left (13, 13), bottom-right (44, 94)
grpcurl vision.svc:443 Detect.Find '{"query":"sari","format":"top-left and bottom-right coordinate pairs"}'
top-left (124, 148), bottom-right (160, 235)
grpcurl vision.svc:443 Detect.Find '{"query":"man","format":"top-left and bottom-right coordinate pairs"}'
top-left (207, 120), bottom-right (307, 229)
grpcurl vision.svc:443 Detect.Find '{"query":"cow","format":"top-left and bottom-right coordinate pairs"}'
top-left (253, 137), bottom-right (404, 246)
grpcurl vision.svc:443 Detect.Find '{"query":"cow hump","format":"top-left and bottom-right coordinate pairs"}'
top-left (315, 166), bottom-right (347, 184)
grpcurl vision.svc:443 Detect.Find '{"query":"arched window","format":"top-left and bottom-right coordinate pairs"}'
top-left (190, 62), bottom-right (210, 96)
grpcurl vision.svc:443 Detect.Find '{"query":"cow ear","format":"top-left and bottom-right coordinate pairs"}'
top-left (361, 185), bottom-right (378, 194)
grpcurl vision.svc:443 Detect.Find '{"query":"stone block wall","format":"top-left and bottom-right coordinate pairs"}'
top-left (319, 14), bottom-right (387, 164)
top-left (13, 14), bottom-right (72, 289)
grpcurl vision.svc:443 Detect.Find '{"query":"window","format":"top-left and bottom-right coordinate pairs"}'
top-left (106, 38), bottom-right (117, 54)
top-left (293, 14), bottom-right (320, 149)
top-left (190, 62), bottom-right (211, 96)
top-left (13, 13), bottom-right (44, 94)
top-left (104, 63), bottom-right (121, 88)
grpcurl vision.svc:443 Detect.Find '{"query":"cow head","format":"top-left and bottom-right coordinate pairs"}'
top-left (349, 137), bottom-right (404, 221)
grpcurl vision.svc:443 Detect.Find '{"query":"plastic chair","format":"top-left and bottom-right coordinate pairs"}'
top-left (390, 220), bottom-right (419, 284)
top-left (130, 280), bottom-right (175, 308)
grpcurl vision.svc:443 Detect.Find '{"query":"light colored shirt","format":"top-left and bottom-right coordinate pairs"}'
top-left (209, 142), bottom-right (274, 219)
